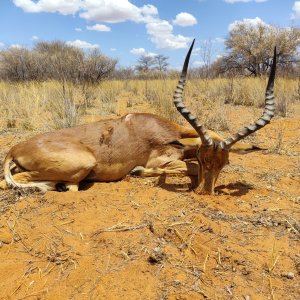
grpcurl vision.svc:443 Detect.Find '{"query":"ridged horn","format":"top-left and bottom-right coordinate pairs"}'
top-left (173, 39), bottom-right (213, 146)
top-left (221, 46), bottom-right (277, 149)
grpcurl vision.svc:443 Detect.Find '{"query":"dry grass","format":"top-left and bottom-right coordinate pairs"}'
top-left (0, 80), bottom-right (122, 130)
top-left (98, 81), bottom-right (123, 115)
top-left (0, 77), bottom-right (298, 132)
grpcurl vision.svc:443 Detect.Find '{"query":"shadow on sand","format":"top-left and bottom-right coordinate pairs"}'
top-left (215, 181), bottom-right (254, 196)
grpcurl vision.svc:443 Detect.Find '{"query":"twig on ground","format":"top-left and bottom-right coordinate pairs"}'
top-left (168, 221), bottom-right (193, 227)
top-left (268, 240), bottom-right (280, 300)
top-left (10, 283), bottom-right (23, 297)
top-left (269, 276), bottom-right (275, 300)
top-left (59, 219), bottom-right (75, 226)
top-left (217, 248), bottom-right (224, 269)
top-left (91, 222), bottom-right (149, 237)
top-left (17, 289), bottom-right (48, 300)
top-left (203, 253), bottom-right (209, 273)
top-left (6, 220), bottom-right (32, 252)
top-left (286, 219), bottom-right (299, 235)
top-left (171, 263), bottom-right (203, 278)
top-left (174, 228), bottom-right (197, 255)
top-left (268, 240), bottom-right (281, 273)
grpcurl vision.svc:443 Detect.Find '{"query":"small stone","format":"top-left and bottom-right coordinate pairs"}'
top-left (153, 247), bottom-right (161, 253)
top-left (282, 272), bottom-right (294, 279)
top-left (244, 296), bottom-right (250, 300)
top-left (13, 234), bottom-right (21, 242)
top-left (148, 247), bottom-right (167, 265)
top-left (173, 280), bottom-right (181, 287)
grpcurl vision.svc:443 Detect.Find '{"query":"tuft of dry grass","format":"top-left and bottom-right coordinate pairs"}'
top-left (98, 81), bottom-right (123, 115)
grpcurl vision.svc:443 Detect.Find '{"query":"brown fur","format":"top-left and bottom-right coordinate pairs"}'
top-left (1, 113), bottom-right (198, 191)
top-left (1, 112), bottom-right (259, 192)
top-left (194, 144), bottom-right (229, 194)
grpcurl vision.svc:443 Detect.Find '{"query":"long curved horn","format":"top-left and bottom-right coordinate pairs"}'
top-left (173, 39), bottom-right (213, 146)
top-left (221, 47), bottom-right (277, 149)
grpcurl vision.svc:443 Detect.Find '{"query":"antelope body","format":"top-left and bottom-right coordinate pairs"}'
top-left (1, 113), bottom-right (200, 191)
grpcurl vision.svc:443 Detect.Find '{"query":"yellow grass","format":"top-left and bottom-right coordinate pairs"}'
top-left (0, 77), bottom-right (298, 132)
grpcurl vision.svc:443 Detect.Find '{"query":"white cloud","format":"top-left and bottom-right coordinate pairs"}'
top-left (13, 0), bottom-right (143, 21)
top-left (80, 0), bottom-right (141, 23)
top-left (173, 12), bottom-right (197, 27)
top-left (140, 4), bottom-right (158, 17)
top-left (87, 24), bottom-right (111, 32)
top-left (216, 54), bottom-right (224, 60)
top-left (0, 42), bottom-right (5, 47)
top-left (13, 0), bottom-right (82, 15)
top-left (31, 35), bottom-right (39, 40)
top-left (130, 48), bottom-right (146, 55)
top-left (75, 27), bottom-right (82, 32)
top-left (146, 20), bottom-right (193, 49)
top-left (12, 0), bottom-right (192, 50)
top-left (193, 60), bottom-right (204, 67)
top-left (66, 39), bottom-right (99, 49)
top-left (13, 1), bottom-right (159, 23)
top-left (130, 48), bottom-right (157, 57)
top-left (80, 2), bottom-right (159, 23)
top-left (224, 0), bottom-right (268, 3)
top-left (10, 44), bottom-right (23, 49)
top-left (145, 52), bottom-right (157, 57)
top-left (213, 37), bottom-right (225, 43)
top-left (228, 17), bottom-right (268, 31)
top-left (292, 1), bottom-right (300, 19)
top-left (110, 48), bottom-right (117, 51)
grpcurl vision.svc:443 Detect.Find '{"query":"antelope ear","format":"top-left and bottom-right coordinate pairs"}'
top-left (229, 142), bottom-right (266, 154)
top-left (169, 138), bottom-right (201, 149)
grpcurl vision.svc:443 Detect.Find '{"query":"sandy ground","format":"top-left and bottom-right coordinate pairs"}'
top-left (0, 102), bottom-right (299, 300)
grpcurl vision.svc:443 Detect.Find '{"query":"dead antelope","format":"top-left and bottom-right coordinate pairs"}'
top-left (171, 40), bottom-right (276, 194)
top-left (0, 40), bottom-right (274, 193)
top-left (1, 111), bottom-right (254, 193)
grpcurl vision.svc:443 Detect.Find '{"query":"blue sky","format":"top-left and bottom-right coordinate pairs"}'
top-left (0, 0), bottom-right (299, 69)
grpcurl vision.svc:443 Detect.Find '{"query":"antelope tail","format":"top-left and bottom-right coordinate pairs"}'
top-left (3, 153), bottom-right (55, 192)
top-left (3, 153), bottom-right (16, 188)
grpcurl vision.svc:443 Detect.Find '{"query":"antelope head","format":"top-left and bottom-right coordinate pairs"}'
top-left (173, 39), bottom-right (277, 194)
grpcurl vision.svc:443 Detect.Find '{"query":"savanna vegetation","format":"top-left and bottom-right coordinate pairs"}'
top-left (0, 22), bottom-right (299, 300)
top-left (0, 23), bottom-right (299, 134)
